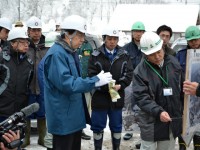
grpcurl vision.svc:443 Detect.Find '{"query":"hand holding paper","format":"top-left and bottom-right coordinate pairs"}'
top-left (108, 80), bottom-right (121, 102)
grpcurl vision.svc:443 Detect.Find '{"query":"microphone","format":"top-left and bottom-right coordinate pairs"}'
top-left (21, 103), bottom-right (39, 117)
top-left (0, 103), bottom-right (39, 127)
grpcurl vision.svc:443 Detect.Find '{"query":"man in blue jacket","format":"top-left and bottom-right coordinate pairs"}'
top-left (43, 15), bottom-right (112, 150)
top-left (38, 31), bottom-right (59, 150)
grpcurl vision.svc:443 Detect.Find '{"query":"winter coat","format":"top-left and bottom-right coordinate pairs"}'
top-left (123, 41), bottom-right (143, 70)
top-left (0, 46), bottom-right (33, 117)
top-left (38, 58), bottom-right (45, 104)
top-left (88, 44), bottom-right (133, 110)
top-left (176, 48), bottom-right (187, 74)
top-left (197, 84), bottom-right (200, 97)
top-left (34, 48), bottom-right (49, 119)
top-left (27, 35), bottom-right (46, 95)
top-left (164, 45), bottom-right (176, 56)
top-left (0, 40), bottom-right (9, 52)
top-left (133, 54), bottom-right (184, 141)
top-left (43, 36), bottom-right (99, 135)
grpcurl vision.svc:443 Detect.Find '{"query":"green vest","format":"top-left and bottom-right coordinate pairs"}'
top-left (78, 41), bottom-right (93, 78)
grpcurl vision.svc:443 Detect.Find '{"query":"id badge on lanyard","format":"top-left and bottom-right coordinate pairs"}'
top-left (145, 60), bottom-right (172, 96)
top-left (163, 87), bottom-right (173, 96)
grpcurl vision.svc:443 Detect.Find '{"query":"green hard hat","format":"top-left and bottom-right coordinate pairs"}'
top-left (131, 21), bottom-right (145, 31)
top-left (185, 26), bottom-right (200, 41)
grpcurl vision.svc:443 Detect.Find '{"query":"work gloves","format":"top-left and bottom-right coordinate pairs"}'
top-left (95, 71), bottom-right (112, 87)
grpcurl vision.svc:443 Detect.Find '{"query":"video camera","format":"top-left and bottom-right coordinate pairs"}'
top-left (0, 103), bottom-right (39, 149)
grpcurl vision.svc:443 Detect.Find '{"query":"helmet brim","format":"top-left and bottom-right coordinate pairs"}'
top-left (141, 40), bottom-right (163, 55)
top-left (131, 29), bottom-right (145, 31)
top-left (2, 26), bottom-right (11, 31)
top-left (186, 35), bottom-right (200, 41)
top-left (29, 26), bottom-right (42, 29)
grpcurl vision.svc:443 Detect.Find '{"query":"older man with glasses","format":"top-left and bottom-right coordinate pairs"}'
top-left (0, 27), bottom-right (33, 128)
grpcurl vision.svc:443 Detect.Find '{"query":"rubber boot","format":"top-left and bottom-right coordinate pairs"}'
top-left (178, 136), bottom-right (186, 150)
top-left (93, 132), bottom-right (104, 150)
top-left (37, 118), bottom-right (47, 147)
top-left (44, 131), bottom-right (53, 149)
top-left (81, 130), bottom-right (91, 140)
top-left (111, 132), bottom-right (121, 150)
top-left (21, 120), bottom-right (31, 148)
top-left (193, 135), bottom-right (200, 150)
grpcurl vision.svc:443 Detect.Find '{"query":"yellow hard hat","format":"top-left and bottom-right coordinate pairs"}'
top-left (15, 21), bottom-right (24, 27)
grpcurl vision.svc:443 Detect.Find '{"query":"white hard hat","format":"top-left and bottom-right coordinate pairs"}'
top-left (60, 15), bottom-right (87, 33)
top-left (140, 31), bottom-right (163, 55)
top-left (0, 17), bottom-right (12, 31)
top-left (26, 16), bottom-right (42, 28)
top-left (7, 27), bottom-right (28, 41)
top-left (45, 32), bottom-right (59, 47)
top-left (102, 26), bottom-right (119, 37)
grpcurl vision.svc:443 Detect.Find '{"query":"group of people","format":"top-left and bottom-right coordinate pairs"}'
top-left (0, 14), bottom-right (200, 150)
top-left (0, 15), bottom-right (93, 150)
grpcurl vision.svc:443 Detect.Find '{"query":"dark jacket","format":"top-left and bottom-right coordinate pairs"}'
top-left (88, 44), bottom-right (133, 110)
top-left (197, 84), bottom-right (200, 97)
top-left (123, 41), bottom-right (143, 70)
top-left (0, 46), bottom-right (33, 117)
top-left (133, 54), bottom-right (184, 141)
top-left (27, 35), bottom-right (46, 95)
top-left (0, 40), bottom-right (9, 52)
top-left (176, 48), bottom-right (187, 74)
top-left (164, 45), bottom-right (176, 56)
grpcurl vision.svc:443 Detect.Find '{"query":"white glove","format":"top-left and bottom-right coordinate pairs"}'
top-left (95, 71), bottom-right (112, 87)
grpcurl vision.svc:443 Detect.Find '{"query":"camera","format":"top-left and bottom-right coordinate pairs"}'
top-left (0, 103), bottom-right (39, 149)
top-left (0, 117), bottom-right (26, 149)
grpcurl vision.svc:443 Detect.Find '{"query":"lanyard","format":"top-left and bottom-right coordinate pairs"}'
top-left (145, 59), bottom-right (168, 86)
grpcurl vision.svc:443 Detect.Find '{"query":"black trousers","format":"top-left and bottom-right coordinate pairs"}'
top-left (53, 130), bottom-right (82, 150)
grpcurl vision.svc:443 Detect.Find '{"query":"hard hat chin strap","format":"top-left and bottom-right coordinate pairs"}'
top-left (64, 31), bottom-right (77, 49)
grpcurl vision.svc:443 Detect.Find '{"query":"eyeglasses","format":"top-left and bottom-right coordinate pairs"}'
top-left (17, 40), bottom-right (30, 46)
top-left (76, 32), bottom-right (85, 39)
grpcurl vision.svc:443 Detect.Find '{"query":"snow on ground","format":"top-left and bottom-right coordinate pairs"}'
top-left (26, 124), bottom-right (194, 150)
